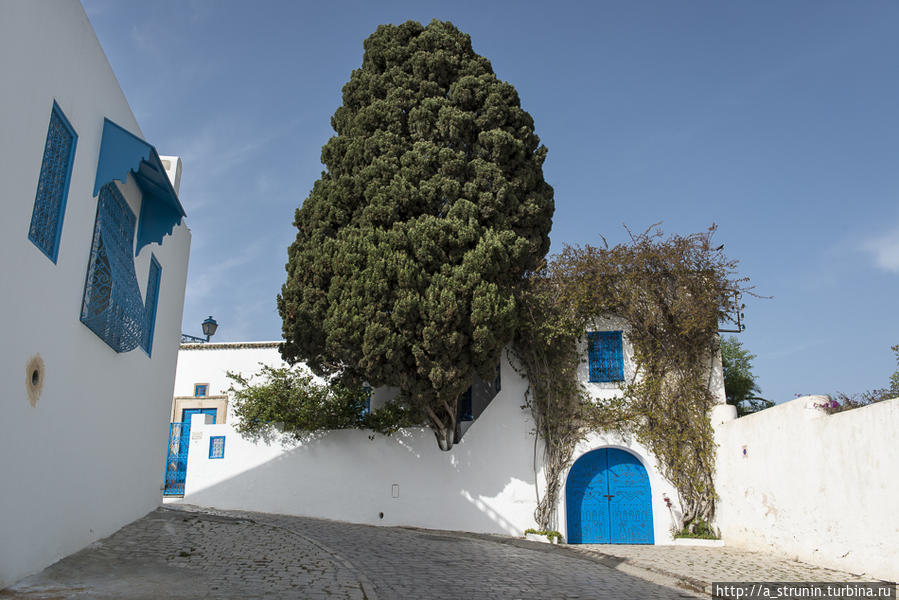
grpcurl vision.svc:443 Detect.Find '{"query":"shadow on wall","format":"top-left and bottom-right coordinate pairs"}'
top-left (181, 362), bottom-right (541, 536)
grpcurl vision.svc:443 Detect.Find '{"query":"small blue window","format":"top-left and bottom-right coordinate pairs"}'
top-left (29, 102), bottom-right (77, 262)
top-left (459, 387), bottom-right (473, 422)
top-left (588, 331), bottom-right (624, 383)
top-left (209, 436), bottom-right (225, 459)
top-left (194, 384), bottom-right (208, 397)
top-left (140, 255), bottom-right (161, 355)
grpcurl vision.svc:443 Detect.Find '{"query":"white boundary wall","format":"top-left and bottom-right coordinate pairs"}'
top-left (179, 346), bottom-right (542, 535)
top-left (715, 395), bottom-right (899, 582)
top-left (0, 1), bottom-right (190, 586)
top-left (172, 333), bottom-right (712, 543)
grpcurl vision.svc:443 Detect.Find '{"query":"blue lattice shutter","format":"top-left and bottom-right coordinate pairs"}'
top-left (588, 331), bottom-right (624, 382)
top-left (29, 103), bottom-right (77, 262)
top-left (80, 183), bottom-right (146, 352)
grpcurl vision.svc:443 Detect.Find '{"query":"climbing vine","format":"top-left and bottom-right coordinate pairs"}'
top-left (513, 225), bottom-right (751, 533)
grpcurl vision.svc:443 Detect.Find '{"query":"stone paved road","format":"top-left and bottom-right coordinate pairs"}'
top-left (5, 505), bottom-right (703, 600)
top-left (7, 505), bottom-right (884, 600)
top-left (251, 509), bottom-right (703, 600)
top-left (569, 544), bottom-right (882, 597)
top-left (3, 508), bottom-right (366, 600)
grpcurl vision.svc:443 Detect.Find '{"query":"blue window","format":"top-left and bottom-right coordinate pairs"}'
top-left (361, 386), bottom-right (372, 416)
top-left (80, 182), bottom-right (146, 352)
top-left (459, 387), bottom-right (473, 421)
top-left (29, 102), bottom-right (77, 262)
top-left (141, 255), bottom-right (161, 355)
top-left (209, 436), bottom-right (225, 459)
top-left (194, 384), bottom-right (208, 397)
top-left (588, 331), bottom-right (624, 382)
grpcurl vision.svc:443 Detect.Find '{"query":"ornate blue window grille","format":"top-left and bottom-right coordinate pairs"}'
top-left (588, 331), bottom-right (624, 382)
top-left (80, 182), bottom-right (146, 352)
top-left (209, 436), bottom-right (225, 459)
top-left (141, 255), bottom-right (161, 355)
top-left (194, 384), bottom-right (208, 397)
top-left (29, 102), bottom-right (77, 262)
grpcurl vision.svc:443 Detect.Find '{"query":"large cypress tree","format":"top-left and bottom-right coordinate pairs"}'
top-left (279, 20), bottom-right (553, 450)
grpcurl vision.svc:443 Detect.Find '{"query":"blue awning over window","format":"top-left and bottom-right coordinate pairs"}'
top-left (93, 118), bottom-right (187, 255)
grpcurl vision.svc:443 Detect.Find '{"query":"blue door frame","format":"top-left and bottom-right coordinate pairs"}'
top-left (162, 408), bottom-right (216, 496)
top-left (565, 447), bottom-right (654, 544)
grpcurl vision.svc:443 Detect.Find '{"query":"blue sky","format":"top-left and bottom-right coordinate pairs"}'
top-left (82, 0), bottom-right (899, 403)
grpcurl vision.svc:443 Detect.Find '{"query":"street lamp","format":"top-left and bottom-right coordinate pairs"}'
top-left (201, 316), bottom-right (218, 341)
top-left (181, 316), bottom-right (219, 343)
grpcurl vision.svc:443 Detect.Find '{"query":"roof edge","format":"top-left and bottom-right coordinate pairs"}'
top-left (179, 341), bottom-right (284, 351)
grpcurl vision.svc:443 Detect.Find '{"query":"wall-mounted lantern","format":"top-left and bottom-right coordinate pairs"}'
top-left (181, 315), bottom-right (218, 343)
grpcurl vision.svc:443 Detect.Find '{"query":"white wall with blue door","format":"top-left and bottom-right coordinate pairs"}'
top-left (0, 0), bottom-right (191, 587)
top-left (553, 316), bottom-right (706, 545)
top-left (168, 320), bottom-right (726, 543)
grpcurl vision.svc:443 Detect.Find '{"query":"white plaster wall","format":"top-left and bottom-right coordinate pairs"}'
top-left (178, 349), bottom-right (543, 536)
top-left (715, 395), bottom-right (899, 582)
top-left (0, 1), bottom-right (191, 587)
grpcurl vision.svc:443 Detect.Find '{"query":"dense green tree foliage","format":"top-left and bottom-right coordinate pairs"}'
top-left (720, 336), bottom-right (772, 416)
top-left (278, 20), bottom-right (553, 449)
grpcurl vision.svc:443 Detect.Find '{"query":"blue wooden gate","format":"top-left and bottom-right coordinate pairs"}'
top-left (162, 408), bottom-right (216, 496)
top-left (565, 448), bottom-right (654, 544)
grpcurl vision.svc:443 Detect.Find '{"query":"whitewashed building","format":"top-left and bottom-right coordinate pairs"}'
top-left (0, 1), bottom-right (191, 587)
top-left (169, 320), bottom-right (728, 546)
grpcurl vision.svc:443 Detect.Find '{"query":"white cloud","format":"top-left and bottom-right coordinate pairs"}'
top-left (863, 225), bottom-right (899, 273)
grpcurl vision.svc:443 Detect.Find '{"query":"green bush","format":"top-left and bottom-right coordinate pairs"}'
top-left (674, 520), bottom-right (719, 540)
top-left (524, 528), bottom-right (562, 543)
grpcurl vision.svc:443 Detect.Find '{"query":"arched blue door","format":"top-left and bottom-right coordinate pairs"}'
top-left (565, 448), bottom-right (654, 544)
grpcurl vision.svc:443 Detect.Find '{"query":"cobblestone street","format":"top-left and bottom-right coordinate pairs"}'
top-left (3, 505), bottom-right (883, 600)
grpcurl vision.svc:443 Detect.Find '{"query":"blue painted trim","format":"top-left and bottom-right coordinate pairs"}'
top-left (92, 118), bottom-right (186, 255)
top-left (29, 101), bottom-right (77, 263)
top-left (141, 254), bottom-right (162, 356)
top-left (209, 436), bottom-right (226, 459)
